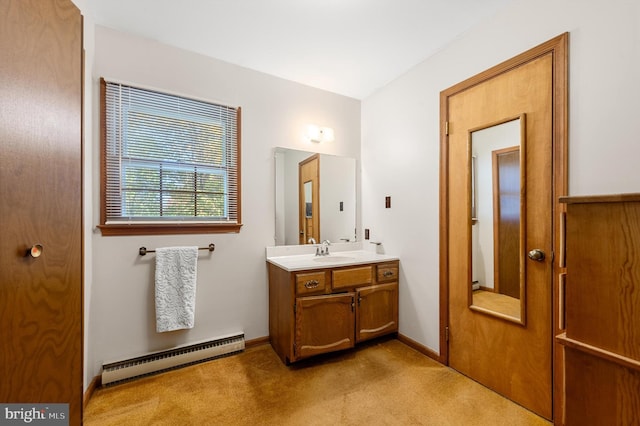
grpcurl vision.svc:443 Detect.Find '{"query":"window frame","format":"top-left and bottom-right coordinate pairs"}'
top-left (98, 78), bottom-right (242, 236)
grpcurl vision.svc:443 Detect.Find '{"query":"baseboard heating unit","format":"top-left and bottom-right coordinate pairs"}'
top-left (101, 333), bottom-right (245, 386)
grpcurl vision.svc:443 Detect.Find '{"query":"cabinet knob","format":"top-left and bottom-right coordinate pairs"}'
top-left (383, 270), bottom-right (394, 277)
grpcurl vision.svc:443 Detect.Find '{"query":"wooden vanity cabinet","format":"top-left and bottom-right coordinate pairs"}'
top-left (268, 260), bottom-right (399, 364)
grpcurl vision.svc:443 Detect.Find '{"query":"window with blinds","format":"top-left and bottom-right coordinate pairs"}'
top-left (99, 78), bottom-right (242, 235)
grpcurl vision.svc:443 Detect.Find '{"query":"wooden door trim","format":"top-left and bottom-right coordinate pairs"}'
top-left (438, 33), bottom-right (568, 419)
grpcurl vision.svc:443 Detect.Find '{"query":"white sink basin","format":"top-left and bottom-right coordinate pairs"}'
top-left (313, 256), bottom-right (354, 263)
top-left (266, 249), bottom-right (399, 271)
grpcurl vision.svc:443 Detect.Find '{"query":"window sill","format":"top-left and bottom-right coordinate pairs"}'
top-left (98, 223), bottom-right (243, 236)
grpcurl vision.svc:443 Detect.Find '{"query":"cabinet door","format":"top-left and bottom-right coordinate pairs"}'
top-left (356, 283), bottom-right (398, 342)
top-left (295, 293), bottom-right (355, 360)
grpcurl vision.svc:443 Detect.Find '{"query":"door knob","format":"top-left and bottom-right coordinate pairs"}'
top-left (528, 249), bottom-right (545, 261)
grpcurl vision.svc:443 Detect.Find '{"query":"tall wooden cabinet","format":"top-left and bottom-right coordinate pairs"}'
top-left (557, 195), bottom-right (640, 425)
top-left (0, 0), bottom-right (83, 423)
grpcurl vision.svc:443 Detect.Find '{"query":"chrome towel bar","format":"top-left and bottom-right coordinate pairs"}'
top-left (139, 243), bottom-right (215, 256)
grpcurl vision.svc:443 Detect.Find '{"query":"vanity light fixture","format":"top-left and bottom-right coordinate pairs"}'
top-left (306, 124), bottom-right (335, 143)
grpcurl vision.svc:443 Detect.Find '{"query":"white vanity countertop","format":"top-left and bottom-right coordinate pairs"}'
top-left (266, 246), bottom-right (398, 272)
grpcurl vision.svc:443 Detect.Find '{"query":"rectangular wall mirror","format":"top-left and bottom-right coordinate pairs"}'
top-left (469, 115), bottom-right (526, 324)
top-left (274, 147), bottom-right (356, 246)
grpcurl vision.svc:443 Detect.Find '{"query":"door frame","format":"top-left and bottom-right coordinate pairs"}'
top-left (439, 33), bottom-right (568, 421)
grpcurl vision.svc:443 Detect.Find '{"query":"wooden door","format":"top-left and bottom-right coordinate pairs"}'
top-left (295, 293), bottom-right (355, 359)
top-left (299, 154), bottom-right (320, 244)
top-left (0, 0), bottom-right (83, 423)
top-left (440, 35), bottom-right (568, 420)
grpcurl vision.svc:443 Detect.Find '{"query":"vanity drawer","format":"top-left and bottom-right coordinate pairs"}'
top-left (377, 262), bottom-right (399, 282)
top-left (332, 266), bottom-right (373, 290)
top-left (295, 271), bottom-right (327, 295)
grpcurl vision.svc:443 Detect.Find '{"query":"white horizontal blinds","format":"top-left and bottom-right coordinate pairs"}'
top-left (104, 80), bottom-right (238, 223)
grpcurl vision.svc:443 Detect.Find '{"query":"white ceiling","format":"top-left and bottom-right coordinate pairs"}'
top-left (88, 0), bottom-right (515, 99)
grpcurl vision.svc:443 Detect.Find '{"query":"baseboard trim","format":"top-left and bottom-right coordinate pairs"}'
top-left (83, 375), bottom-right (101, 409)
top-left (245, 336), bottom-right (270, 348)
top-left (397, 333), bottom-right (443, 364)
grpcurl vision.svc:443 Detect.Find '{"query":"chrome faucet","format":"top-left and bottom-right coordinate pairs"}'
top-left (319, 239), bottom-right (331, 256)
top-left (308, 237), bottom-right (317, 245)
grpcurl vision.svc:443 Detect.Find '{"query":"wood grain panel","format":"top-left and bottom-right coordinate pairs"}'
top-left (356, 283), bottom-right (398, 342)
top-left (0, 0), bottom-right (82, 423)
top-left (268, 263), bottom-right (295, 364)
top-left (564, 347), bottom-right (640, 425)
top-left (564, 198), bottom-right (640, 360)
top-left (332, 266), bottom-right (373, 290)
top-left (295, 293), bottom-right (355, 359)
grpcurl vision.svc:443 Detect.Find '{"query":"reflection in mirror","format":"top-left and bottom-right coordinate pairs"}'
top-left (303, 180), bottom-right (313, 241)
top-left (304, 182), bottom-right (312, 218)
top-left (274, 147), bottom-right (356, 246)
top-left (470, 116), bottom-right (525, 323)
top-left (298, 154), bottom-right (319, 244)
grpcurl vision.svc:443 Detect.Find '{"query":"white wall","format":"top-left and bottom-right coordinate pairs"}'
top-left (85, 26), bottom-right (360, 384)
top-left (361, 0), bottom-right (640, 354)
top-left (320, 155), bottom-right (357, 244)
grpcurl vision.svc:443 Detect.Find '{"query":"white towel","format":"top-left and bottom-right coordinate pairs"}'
top-left (155, 246), bottom-right (198, 333)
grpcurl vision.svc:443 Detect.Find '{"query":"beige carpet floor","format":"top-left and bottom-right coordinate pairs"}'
top-left (84, 339), bottom-right (551, 426)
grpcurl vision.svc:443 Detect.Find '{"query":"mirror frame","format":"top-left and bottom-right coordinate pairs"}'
top-left (468, 114), bottom-right (527, 325)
